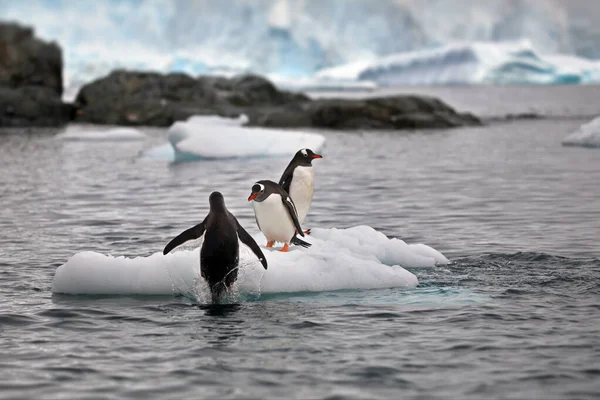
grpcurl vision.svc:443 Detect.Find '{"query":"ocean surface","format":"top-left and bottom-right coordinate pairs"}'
top-left (1, 85), bottom-right (599, 399)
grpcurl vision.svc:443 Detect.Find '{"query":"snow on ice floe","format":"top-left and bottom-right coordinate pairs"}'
top-left (141, 115), bottom-right (326, 162)
top-left (52, 225), bottom-right (448, 297)
top-left (56, 126), bottom-right (147, 141)
top-left (562, 116), bottom-right (600, 148)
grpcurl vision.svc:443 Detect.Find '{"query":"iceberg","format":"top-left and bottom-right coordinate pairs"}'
top-left (562, 117), bottom-right (600, 148)
top-left (317, 41), bottom-right (600, 86)
top-left (52, 226), bottom-right (448, 298)
top-left (56, 126), bottom-right (147, 141)
top-left (142, 115), bottom-right (326, 162)
top-left (3, 0), bottom-right (600, 96)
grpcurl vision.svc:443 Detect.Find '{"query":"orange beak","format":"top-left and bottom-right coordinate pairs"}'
top-left (312, 153), bottom-right (323, 159)
top-left (248, 193), bottom-right (259, 201)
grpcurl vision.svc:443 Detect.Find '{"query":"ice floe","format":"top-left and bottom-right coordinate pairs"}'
top-left (141, 115), bottom-right (325, 162)
top-left (52, 225), bottom-right (447, 298)
top-left (56, 126), bottom-right (147, 141)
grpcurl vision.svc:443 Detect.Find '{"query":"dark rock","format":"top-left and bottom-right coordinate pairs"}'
top-left (73, 70), bottom-right (218, 126)
top-left (0, 22), bottom-right (69, 127)
top-left (245, 96), bottom-right (480, 130)
top-left (0, 86), bottom-right (71, 127)
top-left (73, 71), bottom-right (309, 126)
top-left (74, 70), bottom-right (480, 129)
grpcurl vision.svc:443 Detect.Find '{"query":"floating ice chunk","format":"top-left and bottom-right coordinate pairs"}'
top-left (51, 226), bottom-right (448, 296)
top-left (165, 115), bottom-right (326, 162)
top-left (56, 126), bottom-right (147, 141)
top-left (562, 116), bottom-right (600, 148)
top-left (141, 114), bottom-right (325, 162)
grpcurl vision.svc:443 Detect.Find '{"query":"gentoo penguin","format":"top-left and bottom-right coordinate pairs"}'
top-left (278, 148), bottom-right (323, 226)
top-left (248, 180), bottom-right (309, 252)
top-left (163, 191), bottom-right (267, 302)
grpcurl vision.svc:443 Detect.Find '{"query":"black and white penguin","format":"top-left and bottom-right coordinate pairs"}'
top-left (163, 191), bottom-right (267, 302)
top-left (248, 180), bottom-right (309, 252)
top-left (278, 148), bottom-right (323, 226)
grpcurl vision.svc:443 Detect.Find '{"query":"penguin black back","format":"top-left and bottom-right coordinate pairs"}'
top-left (201, 193), bottom-right (239, 299)
top-left (163, 191), bottom-right (267, 302)
top-left (279, 148), bottom-right (322, 194)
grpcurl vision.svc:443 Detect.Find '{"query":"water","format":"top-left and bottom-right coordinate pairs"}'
top-left (1, 86), bottom-right (600, 399)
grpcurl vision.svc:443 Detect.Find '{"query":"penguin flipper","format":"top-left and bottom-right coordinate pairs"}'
top-left (236, 221), bottom-right (268, 270)
top-left (282, 196), bottom-right (305, 237)
top-left (163, 220), bottom-right (206, 255)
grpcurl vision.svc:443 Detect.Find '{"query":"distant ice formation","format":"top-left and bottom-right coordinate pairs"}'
top-left (2, 0), bottom-right (600, 97)
top-left (562, 116), bottom-right (600, 148)
top-left (142, 115), bottom-right (325, 162)
top-left (52, 225), bottom-right (449, 297)
top-left (318, 41), bottom-right (600, 86)
top-left (56, 126), bottom-right (147, 141)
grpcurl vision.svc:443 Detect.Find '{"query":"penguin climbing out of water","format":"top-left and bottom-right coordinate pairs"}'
top-left (278, 148), bottom-right (323, 230)
top-left (163, 191), bottom-right (267, 302)
top-left (248, 180), bottom-right (310, 252)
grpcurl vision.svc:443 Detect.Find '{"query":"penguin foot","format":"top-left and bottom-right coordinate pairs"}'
top-left (304, 229), bottom-right (311, 235)
top-left (280, 243), bottom-right (290, 252)
top-left (266, 241), bottom-right (275, 248)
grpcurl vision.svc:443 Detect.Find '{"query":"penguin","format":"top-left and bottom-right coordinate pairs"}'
top-left (163, 191), bottom-right (267, 302)
top-left (248, 180), bottom-right (309, 252)
top-left (278, 148), bottom-right (323, 226)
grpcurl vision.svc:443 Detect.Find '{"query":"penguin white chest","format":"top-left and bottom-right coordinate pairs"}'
top-left (289, 166), bottom-right (314, 224)
top-left (252, 194), bottom-right (296, 243)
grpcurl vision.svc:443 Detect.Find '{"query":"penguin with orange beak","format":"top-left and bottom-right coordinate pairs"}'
top-left (278, 148), bottom-right (323, 227)
top-left (248, 180), bottom-right (309, 252)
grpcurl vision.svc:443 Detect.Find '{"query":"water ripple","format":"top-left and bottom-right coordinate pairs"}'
top-left (1, 99), bottom-right (600, 399)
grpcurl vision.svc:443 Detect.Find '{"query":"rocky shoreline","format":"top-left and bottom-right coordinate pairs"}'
top-left (1, 22), bottom-right (481, 130)
top-left (0, 23), bottom-right (71, 127)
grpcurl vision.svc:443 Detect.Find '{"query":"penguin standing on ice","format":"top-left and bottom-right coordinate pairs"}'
top-left (279, 148), bottom-right (323, 226)
top-left (248, 180), bottom-right (310, 252)
top-left (163, 191), bottom-right (267, 302)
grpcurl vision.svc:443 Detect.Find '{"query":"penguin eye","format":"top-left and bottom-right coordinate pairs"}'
top-left (301, 149), bottom-right (308, 157)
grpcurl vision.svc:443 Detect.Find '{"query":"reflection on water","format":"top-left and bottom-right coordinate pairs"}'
top-left (198, 303), bottom-right (243, 317)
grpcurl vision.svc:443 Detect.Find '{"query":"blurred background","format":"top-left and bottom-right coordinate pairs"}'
top-left (2, 0), bottom-right (600, 100)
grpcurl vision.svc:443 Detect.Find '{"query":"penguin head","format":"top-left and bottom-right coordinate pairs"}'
top-left (294, 148), bottom-right (323, 166)
top-left (209, 191), bottom-right (226, 209)
top-left (248, 182), bottom-right (267, 202)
